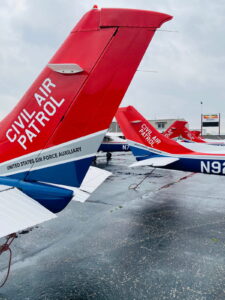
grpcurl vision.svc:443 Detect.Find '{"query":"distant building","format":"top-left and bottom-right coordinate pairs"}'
top-left (109, 118), bottom-right (187, 133)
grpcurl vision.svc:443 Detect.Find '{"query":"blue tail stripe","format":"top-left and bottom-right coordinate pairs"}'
top-left (99, 143), bottom-right (130, 152)
top-left (9, 156), bottom-right (95, 188)
top-left (0, 177), bottom-right (73, 213)
top-left (130, 145), bottom-right (225, 176)
top-left (130, 145), bottom-right (159, 161)
top-left (5, 156), bottom-right (95, 213)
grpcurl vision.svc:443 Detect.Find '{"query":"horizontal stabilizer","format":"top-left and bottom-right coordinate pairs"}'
top-left (0, 188), bottom-right (56, 238)
top-left (72, 189), bottom-right (90, 203)
top-left (130, 157), bottom-right (179, 167)
top-left (72, 166), bottom-right (112, 202)
top-left (48, 167), bottom-right (112, 203)
top-left (78, 166), bottom-right (112, 194)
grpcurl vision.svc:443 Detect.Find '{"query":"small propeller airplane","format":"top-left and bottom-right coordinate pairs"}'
top-left (116, 106), bottom-right (225, 176)
top-left (163, 120), bottom-right (189, 139)
top-left (0, 7), bottom-right (172, 239)
top-left (164, 120), bottom-right (206, 142)
top-left (98, 132), bottom-right (130, 160)
top-left (99, 118), bottom-right (190, 159)
top-left (98, 116), bottom-right (191, 158)
top-left (99, 133), bottom-right (129, 153)
top-left (190, 130), bottom-right (201, 138)
top-left (164, 119), bottom-right (225, 145)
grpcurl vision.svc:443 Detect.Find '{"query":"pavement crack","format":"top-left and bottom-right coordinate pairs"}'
top-left (158, 172), bottom-right (195, 190)
top-left (86, 200), bottom-right (113, 206)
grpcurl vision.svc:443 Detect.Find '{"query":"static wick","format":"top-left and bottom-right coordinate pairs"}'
top-left (137, 69), bottom-right (158, 73)
top-left (149, 29), bottom-right (179, 33)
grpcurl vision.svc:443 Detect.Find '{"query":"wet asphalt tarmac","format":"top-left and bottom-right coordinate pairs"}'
top-left (1, 153), bottom-right (225, 300)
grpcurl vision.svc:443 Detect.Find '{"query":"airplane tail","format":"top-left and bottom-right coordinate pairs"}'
top-left (0, 8), bottom-right (172, 183)
top-left (0, 8), bottom-right (172, 214)
top-left (163, 120), bottom-right (188, 139)
top-left (164, 120), bottom-right (205, 143)
top-left (116, 106), bottom-right (193, 161)
top-left (191, 130), bottom-right (201, 138)
top-left (180, 126), bottom-right (205, 143)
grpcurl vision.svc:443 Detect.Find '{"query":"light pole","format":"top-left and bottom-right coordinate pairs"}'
top-left (200, 101), bottom-right (203, 135)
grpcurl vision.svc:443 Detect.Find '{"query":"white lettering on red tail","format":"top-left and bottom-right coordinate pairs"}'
top-left (5, 78), bottom-right (66, 150)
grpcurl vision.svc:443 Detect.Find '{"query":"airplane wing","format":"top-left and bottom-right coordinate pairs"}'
top-left (130, 157), bottom-right (179, 167)
top-left (0, 188), bottom-right (56, 239)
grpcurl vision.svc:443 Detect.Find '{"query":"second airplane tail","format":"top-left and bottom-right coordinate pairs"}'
top-left (116, 106), bottom-right (193, 161)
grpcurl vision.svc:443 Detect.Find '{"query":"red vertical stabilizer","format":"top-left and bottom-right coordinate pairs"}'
top-left (116, 106), bottom-right (193, 155)
top-left (163, 120), bottom-right (188, 139)
top-left (181, 126), bottom-right (206, 143)
top-left (0, 8), bottom-right (172, 186)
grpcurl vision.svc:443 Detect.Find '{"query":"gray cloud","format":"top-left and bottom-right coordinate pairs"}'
top-left (0, 0), bottom-right (225, 132)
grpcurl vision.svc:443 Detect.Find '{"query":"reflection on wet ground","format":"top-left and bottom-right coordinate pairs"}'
top-left (1, 153), bottom-right (225, 300)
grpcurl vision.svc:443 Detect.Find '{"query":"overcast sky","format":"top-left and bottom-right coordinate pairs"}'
top-left (1, 0), bottom-right (225, 132)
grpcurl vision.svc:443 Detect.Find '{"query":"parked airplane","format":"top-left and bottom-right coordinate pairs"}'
top-left (99, 133), bottom-right (129, 153)
top-left (166, 120), bottom-right (225, 145)
top-left (163, 120), bottom-right (188, 139)
top-left (165, 120), bottom-right (206, 143)
top-left (98, 132), bottom-right (129, 160)
top-left (116, 106), bottom-right (225, 176)
top-left (191, 130), bottom-right (201, 138)
top-left (99, 118), bottom-right (190, 157)
top-left (0, 7), bottom-right (172, 239)
top-left (98, 117), bottom-right (190, 158)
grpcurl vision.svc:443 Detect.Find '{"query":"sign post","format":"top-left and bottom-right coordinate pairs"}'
top-left (201, 114), bottom-right (220, 135)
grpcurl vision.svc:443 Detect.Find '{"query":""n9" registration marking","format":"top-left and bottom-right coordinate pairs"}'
top-left (201, 161), bottom-right (225, 174)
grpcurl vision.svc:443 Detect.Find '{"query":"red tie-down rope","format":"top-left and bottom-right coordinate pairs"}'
top-left (0, 233), bottom-right (16, 288)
